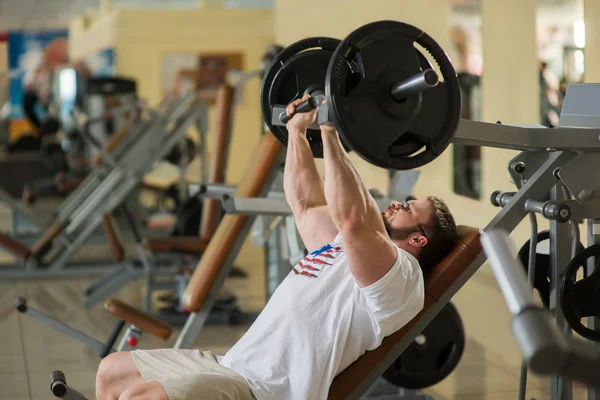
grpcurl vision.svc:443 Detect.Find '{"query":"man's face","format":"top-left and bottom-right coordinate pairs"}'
top-left (382, 199), bottom-right (433, 242)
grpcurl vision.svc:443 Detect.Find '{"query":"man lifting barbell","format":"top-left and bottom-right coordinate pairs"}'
top-left (95, 92), bottom-right (458, 399)
top-left (96, 19), bottom-right (460, 400)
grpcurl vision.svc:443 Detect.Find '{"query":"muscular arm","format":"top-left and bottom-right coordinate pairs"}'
top-left (321, 129), bottom-right (397, 287)
top-left (284, 130), bottom-right (338, 252)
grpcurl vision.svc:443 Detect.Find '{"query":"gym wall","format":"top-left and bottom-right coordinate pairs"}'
top-left (69, 8), bottom-right (275, 311)
top-left (584, 0), bottom-right (600, 82)
top-left (69, 12), bottom-right (118, 60)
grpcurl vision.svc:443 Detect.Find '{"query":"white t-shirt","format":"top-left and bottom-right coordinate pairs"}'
top-left (219, 233), bottom-right (424, 400)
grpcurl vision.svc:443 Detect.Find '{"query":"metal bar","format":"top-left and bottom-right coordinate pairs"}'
top-left (189, 183), bottom-right (287, 201)
top-left (482, 229), bottom-right (600, 391)
top-left (54, 172), bottom-right (104, 222)
top-left (83, 262), bottom-right (135, 295)
top-left (49, 214), bottom-right (108, 270)
top-left (66, 169), bottom-right (124, 234)
top-left (222, 197), bottom-right (292, 216)
top-left (188, 183), bottom-right (236, 197)
top-left (197, 115), bottom-right (208, 186)
top-left (82, 264), bottom-right (143, 309)
top-left (0, 263), bottom-right (121, 279)
top-left (22, 306), bottom-right (105, 354)
top-left (586, 219), bottom-right (599, 400)
top-left (79, 129), bottom-right (117, 167)
top-left (453, 119), bottom-right (600, 151)
top-left (544, 199), bottom-right (600, 220)
top-left (221, 196), bottom-right (422, 216)
top-left (549, 184), bottom-right (573, 400)
top-left (0, 188), bottom-right (44, 227)
top-left (480, 230), bottom-right (535, 314)
top-left (344, 151), bottom-right (575, 399)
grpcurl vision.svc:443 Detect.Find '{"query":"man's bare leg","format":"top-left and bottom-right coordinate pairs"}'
top-left (96, 352), bottom-right (145, 400)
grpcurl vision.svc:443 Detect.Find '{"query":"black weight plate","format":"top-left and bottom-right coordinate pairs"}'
top-left (326, 20), bottom-right (462, 170)
top-left (560, 244), bottom-right (600, 342)
top-left (382, 302), bottom-right (465, 389)
top-left (517, 230), bottom-right (583, 308)
top-left (260, 37), bottom-right (340, 158)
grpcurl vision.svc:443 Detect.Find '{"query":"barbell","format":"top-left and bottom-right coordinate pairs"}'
top-left (261, 20), bottom-right (462, 170)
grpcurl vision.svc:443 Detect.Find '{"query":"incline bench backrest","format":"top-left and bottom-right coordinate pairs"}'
top-left (200, 84), bottom-right (235, 242)
top-left (181, 133), bottom-right (283, 312)
top-left (328, 225), bottom-right (482, 399)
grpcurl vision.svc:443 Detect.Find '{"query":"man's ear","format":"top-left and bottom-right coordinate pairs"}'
top-left (410, 233), bottom-right (428, 248)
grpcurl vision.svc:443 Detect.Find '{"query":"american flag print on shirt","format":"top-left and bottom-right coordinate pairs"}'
top-left (293, 242), bottom-right (344, 278)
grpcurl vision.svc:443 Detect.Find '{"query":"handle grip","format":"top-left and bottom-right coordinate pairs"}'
top-left (50, 370), bottom-right (67, 397)
top-left (279, 96), bottom-right (321, 124)
top-left (490, 191), bottom-right (515, 208)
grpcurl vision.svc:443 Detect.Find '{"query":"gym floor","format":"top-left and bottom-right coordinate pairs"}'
top-left (0, 202), bottom-right (590, 400)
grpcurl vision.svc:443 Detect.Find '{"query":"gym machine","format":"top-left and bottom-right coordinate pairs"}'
top-left (47, 20), bottom-right (600, 399)
top-left (0, 92), bottom-right (208, 278)
top-left (0, 73), bottom-right (140, 238)
top-left (21, 72), bottom-right (140, 205)
top-left (482, 230), bottom-right (600, 390)
top-left (143, 48), bottom-right (291, 324)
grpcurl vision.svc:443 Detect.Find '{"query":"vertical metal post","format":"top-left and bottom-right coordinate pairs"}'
top-left (587, 219), bottom-right (599, 400)
top-left (265, 218), bottom-right (284, 301)
top-left (549, 184), bottom-right (572, 400)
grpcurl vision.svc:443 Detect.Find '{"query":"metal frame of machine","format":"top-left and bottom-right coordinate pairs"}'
top-left (0, 93), bottom-right (208, 279)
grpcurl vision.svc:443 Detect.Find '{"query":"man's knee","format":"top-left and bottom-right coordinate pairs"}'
top-left (120, 382), bottom-right (168, 400)
top-left (96, 352), bottom-right (141, 399)
top-left (97, 352), bottom-right (124, 384)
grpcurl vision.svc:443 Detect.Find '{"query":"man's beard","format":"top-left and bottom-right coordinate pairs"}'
top-left (382, 213), bottom-right (420, 241)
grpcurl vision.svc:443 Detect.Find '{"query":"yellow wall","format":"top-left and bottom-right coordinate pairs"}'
top-left (69, 12), bottom-right (119, 61)
top-left (70, 8), bottom-right (275, 311)
top-left (584, 0), bottom-right (600, 83)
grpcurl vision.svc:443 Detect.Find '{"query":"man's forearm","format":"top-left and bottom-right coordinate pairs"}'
top-left (283, 129), bottom-right (327, 212)
top-left (321, 130), bottom-right (379, 230)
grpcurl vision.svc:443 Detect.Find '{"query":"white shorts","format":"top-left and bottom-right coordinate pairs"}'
top-left (131, 349), bottom-right (255, 400)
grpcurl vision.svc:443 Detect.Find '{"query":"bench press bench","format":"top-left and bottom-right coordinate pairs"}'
top-left (328, 225), bottom-right (481, 399)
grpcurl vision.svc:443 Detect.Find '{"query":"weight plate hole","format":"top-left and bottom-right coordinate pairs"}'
top-left (435, 342), bottom-right (455, 370)
top-left (343, 73), bottom-right (362, 97)
top-left (387, 132), bottom-right (427, 158)
top-left (414, 42), bottom-right (443, 82)
top-left (340, 49), bottom-right (364, 97)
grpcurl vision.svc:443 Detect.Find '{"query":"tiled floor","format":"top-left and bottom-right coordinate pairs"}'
top-left (0, 206), bottom-right (596, 399)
